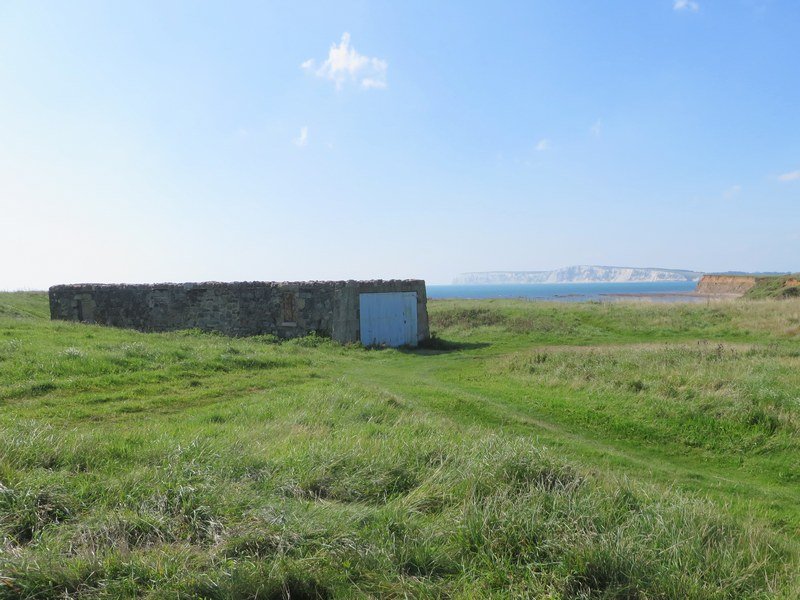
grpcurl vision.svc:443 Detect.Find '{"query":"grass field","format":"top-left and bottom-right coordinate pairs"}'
top-left (1, 292), bottom-right (798, 598)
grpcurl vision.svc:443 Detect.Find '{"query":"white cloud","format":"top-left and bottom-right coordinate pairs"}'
top-left (535, 138), bottom-right (550, 152)
top-left (674, 0), bottom-right (699, 11)
top-left (778, 169), bottom-right (800, 182)
top-left (590, 120), bottom-right (602, 137)
top-left (723, 184), bottom-right (742, 199)
top-left (302, 33), bottom-right (387, 90)
top-left (293, 126), bottom-right (308, 147)
top-left (361, 77), bottom-right (387, 90)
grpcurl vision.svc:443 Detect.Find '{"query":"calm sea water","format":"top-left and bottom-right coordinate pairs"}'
top-left (426, 281), bottom-right (701, 303)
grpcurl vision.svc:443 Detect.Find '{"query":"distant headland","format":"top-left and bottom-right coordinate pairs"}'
top-left (453, 265), bottom-right (703, 285)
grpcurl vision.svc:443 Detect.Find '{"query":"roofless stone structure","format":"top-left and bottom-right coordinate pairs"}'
top-left (49, 280), bottom-right (429, 347)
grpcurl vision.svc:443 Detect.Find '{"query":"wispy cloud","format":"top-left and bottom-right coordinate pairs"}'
top-left (590, 120), bottom-right (602, 137)
top-left (673, 0), bottom-right (700, 11)
top-left (535, 138), bottom-right (550, 152)
top-left (778, 169), bottom-right (800, 182)
top-left (293, 126), bottom-right (308, 147)
top-left (723, 184), bottom-right (742, 199)
top-left (302, 33), bottom-right (387, 90)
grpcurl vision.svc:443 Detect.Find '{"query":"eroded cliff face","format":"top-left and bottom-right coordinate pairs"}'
top-left (696, 275), bottom-right (756, 295)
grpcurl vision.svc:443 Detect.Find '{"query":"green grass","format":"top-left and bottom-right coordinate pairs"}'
top-left (1, 293), bottom-right (798, 598)
top-left (0, 292), bottom-right (50, 320)
top-left (743, 274), bottom-right (800, 300)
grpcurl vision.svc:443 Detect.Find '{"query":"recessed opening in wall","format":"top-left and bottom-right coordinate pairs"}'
top-left (282, 292), bottom-right (297, 325)
top-left (75, 296), bottom-right (95, 323)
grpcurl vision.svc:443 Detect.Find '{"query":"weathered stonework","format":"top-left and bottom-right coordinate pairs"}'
top-left (49, 280), bottom-right (429, 345)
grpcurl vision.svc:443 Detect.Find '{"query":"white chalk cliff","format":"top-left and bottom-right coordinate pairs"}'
top-left (453, 266), bottom-right (702, 285)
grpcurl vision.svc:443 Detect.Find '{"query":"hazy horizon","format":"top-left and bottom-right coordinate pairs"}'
top-left (2, 1), bottom-right (798, 289)
top-left (6, 264), bottom-right (794, 292)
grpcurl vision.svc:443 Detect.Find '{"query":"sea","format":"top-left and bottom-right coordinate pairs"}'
top-left (426, 281), bottom-right (701, 303)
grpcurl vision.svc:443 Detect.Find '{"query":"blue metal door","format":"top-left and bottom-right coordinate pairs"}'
top-left (359, 292), bottom-right (418, 347)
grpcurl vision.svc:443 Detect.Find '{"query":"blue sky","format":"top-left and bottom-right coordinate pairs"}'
top-left (1, 0), bottom-right (798, 288)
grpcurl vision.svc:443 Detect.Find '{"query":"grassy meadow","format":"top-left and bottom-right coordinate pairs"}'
top-left (0, 292), bottom-right (798, 598)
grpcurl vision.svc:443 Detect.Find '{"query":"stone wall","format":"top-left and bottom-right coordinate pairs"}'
top-left (49, 280), bottom-right (429, 344)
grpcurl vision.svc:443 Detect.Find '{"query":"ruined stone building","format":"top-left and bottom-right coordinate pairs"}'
top-left (49, 280), bottom-right (429, 347)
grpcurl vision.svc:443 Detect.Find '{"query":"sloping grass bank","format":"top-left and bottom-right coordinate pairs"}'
top-left (743, 274), bottom-right (800, 300)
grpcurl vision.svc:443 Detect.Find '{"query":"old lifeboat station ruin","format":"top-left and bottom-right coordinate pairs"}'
top-left (49, 280), bottom-right (429, 347)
